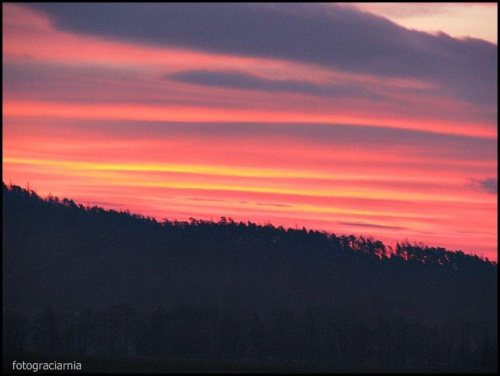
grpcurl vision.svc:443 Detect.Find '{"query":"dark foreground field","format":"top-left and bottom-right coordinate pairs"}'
top-left (3, 352), bottom-right (479, 374)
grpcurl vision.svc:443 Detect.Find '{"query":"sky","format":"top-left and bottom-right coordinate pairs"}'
top-left (3, 3), bottom-right (498, 260)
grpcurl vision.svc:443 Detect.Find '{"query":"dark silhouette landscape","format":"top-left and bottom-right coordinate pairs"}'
top-left (2, 182), bottom-right (497, 373)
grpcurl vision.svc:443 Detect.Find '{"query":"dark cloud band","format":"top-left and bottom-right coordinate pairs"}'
top-left (166, 69), bottom-right (389, 101)
top-left (26, 3), bottom-right (497, 106)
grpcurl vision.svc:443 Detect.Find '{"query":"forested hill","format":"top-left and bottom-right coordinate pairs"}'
top-left (2, 182), bottom-right (498, 371)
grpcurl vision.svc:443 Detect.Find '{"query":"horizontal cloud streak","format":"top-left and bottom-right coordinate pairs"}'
top-left (27, 3), bottom-right (497, 105)
top-left (167, 69), bottom-right (389, 101)
top-left (4, 118), bottom-right (497, 163)
top-left (340, 222), bottom-right (407, 231)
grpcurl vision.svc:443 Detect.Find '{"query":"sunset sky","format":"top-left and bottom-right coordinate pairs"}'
top-left (3, 3), bottom-right (497, 260)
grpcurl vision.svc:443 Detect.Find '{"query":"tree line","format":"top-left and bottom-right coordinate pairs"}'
top-left (2, 182), bottom-right (497, 372)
